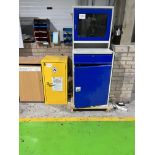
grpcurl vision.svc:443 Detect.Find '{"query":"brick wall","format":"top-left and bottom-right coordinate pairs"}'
top-left (19, 43), bottom-right (72, 57)
top-left (19, 43), bottom-right (135, 103)
top-left (110, 45), bottom-right (135, 103)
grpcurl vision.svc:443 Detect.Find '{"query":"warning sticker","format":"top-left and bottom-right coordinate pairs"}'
top-left (46, 63), bottom-right (52, 68)
top-left (52, 77), bottom-right (63, 91)
top-left (79, 14), bottom-right (86, 19)
top-left (52, 67), bottom-right (57, 73)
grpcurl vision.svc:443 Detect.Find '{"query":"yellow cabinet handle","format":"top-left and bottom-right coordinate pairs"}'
top-left (46, 82), bottom-right (55, 86)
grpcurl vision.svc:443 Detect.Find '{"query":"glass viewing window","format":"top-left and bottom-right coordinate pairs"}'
top-left (78, 14), bottom-right (108, 38)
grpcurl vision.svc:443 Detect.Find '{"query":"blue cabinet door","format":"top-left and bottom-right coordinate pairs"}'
top-left (74, 65), bottom-right (111, 108)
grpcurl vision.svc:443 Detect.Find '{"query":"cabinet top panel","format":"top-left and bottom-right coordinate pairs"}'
top-left (73, 48), bottom-right (113, 54)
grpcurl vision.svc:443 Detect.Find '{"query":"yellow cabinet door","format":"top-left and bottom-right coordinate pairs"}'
top-left (42, 62), bottom-right (67, 104)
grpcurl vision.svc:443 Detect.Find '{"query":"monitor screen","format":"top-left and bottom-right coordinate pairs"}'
top-left (78, 14), bottom-right (108, 38)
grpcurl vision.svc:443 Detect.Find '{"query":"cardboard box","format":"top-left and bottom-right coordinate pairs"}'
top-left (19, 56), bottom-right (44, 102)
top-left (19, 65), bottom-right (44, 102)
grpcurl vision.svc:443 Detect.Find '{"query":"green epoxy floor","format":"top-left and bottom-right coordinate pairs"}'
top-left (20, 121), bottom-right (135, 155)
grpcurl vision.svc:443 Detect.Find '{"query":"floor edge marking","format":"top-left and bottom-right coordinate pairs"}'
top-left (19, 117), bottom-right (135, 122)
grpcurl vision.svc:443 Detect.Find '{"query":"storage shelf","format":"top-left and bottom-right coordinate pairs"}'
top-left (34, 31), bottom-right (47, 33)
top-left (33, 26), bottom-right (48, 28)
top-left (33, 18), bottom-right (51, 46)
top-left (35, 37), bottom-right (48, 39)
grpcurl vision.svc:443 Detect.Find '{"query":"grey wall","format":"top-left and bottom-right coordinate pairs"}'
top-left (95, 0), bottom-right (114, 6)
top-left (19, 0), bottom-right (78, 40)
top-left (120, 0), bottom-right (135, 44)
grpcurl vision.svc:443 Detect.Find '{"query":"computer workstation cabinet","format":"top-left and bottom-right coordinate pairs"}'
top-left (72, 6), bottom-right (114, 109)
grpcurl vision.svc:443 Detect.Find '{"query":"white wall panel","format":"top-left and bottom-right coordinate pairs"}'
top-left (19, 22), bottom-right (24, 48)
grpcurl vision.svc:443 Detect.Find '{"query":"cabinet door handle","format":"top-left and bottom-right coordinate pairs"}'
top-left (75, 87), bottom-right (81, 92)
top-left (46, 82), bottom-right (55, 86)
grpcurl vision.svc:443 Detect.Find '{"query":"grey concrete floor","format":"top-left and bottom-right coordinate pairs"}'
top-left (19, 100), bottom-right (135, 118)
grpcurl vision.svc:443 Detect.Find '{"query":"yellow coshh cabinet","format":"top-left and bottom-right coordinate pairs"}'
top-left (41, 56), bottom-right (68, 104)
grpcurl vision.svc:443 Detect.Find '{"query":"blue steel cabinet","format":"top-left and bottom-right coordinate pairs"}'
top-left (73, 7), bottom-right (114, 109)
